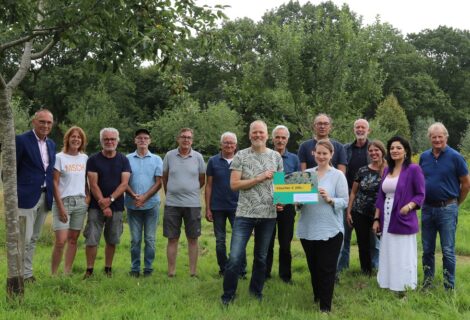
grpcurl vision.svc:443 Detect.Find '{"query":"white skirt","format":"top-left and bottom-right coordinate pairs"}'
top-left (377, 194), bottom-right (417, 291)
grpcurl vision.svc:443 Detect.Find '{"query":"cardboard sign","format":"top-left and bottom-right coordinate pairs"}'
top-left (273, 171), bottom-right (318, 204)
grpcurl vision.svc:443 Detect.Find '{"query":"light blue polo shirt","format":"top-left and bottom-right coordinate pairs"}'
top-left (125, 150), bottom-right (163, 210)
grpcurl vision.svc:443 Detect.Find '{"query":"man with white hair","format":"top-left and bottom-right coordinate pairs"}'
top-left (205, 132), bottom-right (246, 277)
top-left (266, 125), bottom-right (300, 284)
top-left (84, 128), bottom-right (131, 278)
top-left (338, 119), bottom-right (379, 276)
top-left (420, 122), bottom-right (470, 290)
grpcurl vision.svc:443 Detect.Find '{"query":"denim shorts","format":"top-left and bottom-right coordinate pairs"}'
top-left (83, 208), bottom-right (123, 246)
top-left (163, 206), bottom-right (201, 239)
top-left (52, 196), bottom-right (88, 231)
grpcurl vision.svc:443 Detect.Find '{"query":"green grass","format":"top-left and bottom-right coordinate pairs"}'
top-left (1, 195), bottom-right (470, 319)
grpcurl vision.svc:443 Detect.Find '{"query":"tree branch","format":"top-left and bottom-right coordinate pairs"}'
top-left (7, 42), bottom-right (33, 91)
top-left (0, 73), bottom-right (7, 91)
top-left (31, 33), bottom-right (60, 60)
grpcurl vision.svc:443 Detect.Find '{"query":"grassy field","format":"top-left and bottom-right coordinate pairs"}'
top-left (1, 192), bottom-right (470, 319)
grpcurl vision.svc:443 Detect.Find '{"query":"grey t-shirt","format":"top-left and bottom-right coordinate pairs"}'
top-left (231, 147), bottom-right (283, 218)
top-left (163, 148), bottom-right (206, 207)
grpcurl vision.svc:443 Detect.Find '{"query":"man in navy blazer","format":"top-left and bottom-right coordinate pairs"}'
top-left (16, 109), bottom-right (56, 282)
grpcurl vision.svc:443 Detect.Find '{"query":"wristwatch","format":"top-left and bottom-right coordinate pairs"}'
top-left (110, 196), bottom-right (115, 203)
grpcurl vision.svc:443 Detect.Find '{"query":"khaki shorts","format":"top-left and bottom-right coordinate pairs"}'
top-left (52, 196), bottom-right (88, 231)
top-left (163, 206), bottom-right (201, 239)
top-left (84, 208), bottom-right (123, 246)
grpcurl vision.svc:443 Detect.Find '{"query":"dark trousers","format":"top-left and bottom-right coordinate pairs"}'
top-left (301, 232), bottom-right (343, 312)
top-left (352, 212), bottom-right (374, 274)
top-left (266, 204), bottom-right (295, 281)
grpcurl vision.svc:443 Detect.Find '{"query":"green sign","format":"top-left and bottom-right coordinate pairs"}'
top-left (273, 171), bottom-right (318, 204)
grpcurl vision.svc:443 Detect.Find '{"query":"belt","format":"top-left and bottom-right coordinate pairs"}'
top-left (425, 198), bottom-right (457, 207)
top-left (41, 187), bottom-right (47, 193)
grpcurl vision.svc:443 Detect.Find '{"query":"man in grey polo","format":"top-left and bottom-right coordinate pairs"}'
top-left (163, 128), bottom-right (206, 277)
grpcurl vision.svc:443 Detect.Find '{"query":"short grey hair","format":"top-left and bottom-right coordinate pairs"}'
top-left (272, 125), bottom-right (290, 139)
top-left (313, 113), bottom-right (333, 126)
top-left (249, 120), bottom-right (268, 134)
top-left (354, 118), bottom-right (369, 128)
top-left (220, 132), bottom-right (237, 144)
top-left (427, 122), bottom-right (449, 138)
top-left (100, 127), bottom-right (120, 143)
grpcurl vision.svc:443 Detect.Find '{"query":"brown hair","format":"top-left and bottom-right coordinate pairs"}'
top-left (315, 139), bottom-right (334, 154)
top-left (62, 126), bottom-right (87, 153)
top-left (368, 140), bottom-right (387, 174)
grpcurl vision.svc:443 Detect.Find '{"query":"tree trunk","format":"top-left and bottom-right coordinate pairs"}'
top-left (0, 84), bottom-right (24, 300)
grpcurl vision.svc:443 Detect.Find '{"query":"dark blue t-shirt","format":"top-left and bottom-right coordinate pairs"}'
top-left (86, 152), bottom-right (131, 211)
top-left (297, 138), bottom-right (347, 169)
top-left (206, 153), bottom-right (239, 211)
top-left (419, 146), bottom-right (468, 202)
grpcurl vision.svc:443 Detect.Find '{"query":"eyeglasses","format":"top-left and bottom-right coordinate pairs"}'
top-left (222, 142), bottom-right (236, 145)
top-left (179, 136), bottom-right (193, 140)
top-left (315, 122), bottom-right (330, 127)
top-left (136, 136), bottom-right (150, 140)
top-left (103, 138), bottom-right (117, 142)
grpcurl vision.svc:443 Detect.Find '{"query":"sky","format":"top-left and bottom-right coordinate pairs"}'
top-left (197, 0), bottom-right (470, 35)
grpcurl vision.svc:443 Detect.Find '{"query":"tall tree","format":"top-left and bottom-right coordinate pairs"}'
top-left (0, 0), bottom-right (220, 299)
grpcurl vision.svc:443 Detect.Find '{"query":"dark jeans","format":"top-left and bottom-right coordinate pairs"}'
top-left (338, 211), bottom-right (379, 273)
top-left (301, 232), bottom-right (343, 312)
top-left (352, 212), bottom-right (376, 275)
top-left (212, 210), bottom-right (246, 275)
top-left (222, 217), bottom-right (276, 302)
top-left (266, 204), bottom-right (295, 281)
top-left (422, 203), bottom-right (458, 289)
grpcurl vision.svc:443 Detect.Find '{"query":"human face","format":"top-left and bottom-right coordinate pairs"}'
top-left (178, 131), bottom-right (193, 151)
top-left (313, 115), bottom-right (331, 139)
top-left (67, 130), bottom-right (82, 153)
top-left (368, 145), bottom-right (383, 163)
top-left (314, 144), bottom-right (333, 167)
top-left (135, 133), bottom-right (151, 150)
top-left (32, 111), bottom-right (53, 139)
top-left (221, 136), bottom-right (237, 157)
top-left (389, 141), bottom-right (405, 162)
top-left (354, 120), bottom-right (369, 141)
top-left (250, 123), bottom-right (268, 148)
top-left (272, 128), bottom-right (289, 154)
top-left (101, 131), bottom-right (118, 152)
top-left (429, 129), bottom-right (448, 151)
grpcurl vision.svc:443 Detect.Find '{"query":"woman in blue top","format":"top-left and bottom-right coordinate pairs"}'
top-left (297, 139), bottom-right (349, 313)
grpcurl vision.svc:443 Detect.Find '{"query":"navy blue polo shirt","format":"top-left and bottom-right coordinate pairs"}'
top-left (297, 138), bottom-right (347, 169)
top-left (281, 149), bottom-right (301, 174)
top-left (419, 146), bottom-right (468, 202)
top-left (206, 153), bottom-right (239, 211)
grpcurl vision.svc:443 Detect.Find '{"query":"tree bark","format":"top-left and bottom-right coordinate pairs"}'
top-left (0, 78), bottom-right (24, 300)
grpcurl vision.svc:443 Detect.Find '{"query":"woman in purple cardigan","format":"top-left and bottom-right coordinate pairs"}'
top-left (372, 136), bottom-right (425, 292)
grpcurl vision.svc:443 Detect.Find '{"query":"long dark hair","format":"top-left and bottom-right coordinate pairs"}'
top-left (385, 136), bottom-right (412, 173)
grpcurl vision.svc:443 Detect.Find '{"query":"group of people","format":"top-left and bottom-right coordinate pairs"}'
top-left (14, 108), bottom-right (470, 313)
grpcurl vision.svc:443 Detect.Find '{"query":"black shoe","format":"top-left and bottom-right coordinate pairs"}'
top-left (24, 276), bottom-right (36, 283)
top-left (129, 271), bottom-right (140, 278)
top-left (281, 278), bottom-right (293, 285)
top-left (104, 267), bottom-right (112, 278)
top-left (83, 269), bottom-right (94, 279)
top-left (219, 270), bottom-right (224, 277)
top-left (143, 271), bottom-right (152, 277)
top-left (239, 273), bottom-right (247, 280)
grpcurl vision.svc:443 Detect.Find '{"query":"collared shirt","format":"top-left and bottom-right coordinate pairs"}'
top-left (419, 146), bottom-right (468, 202)
top-left (280, 149), bottom-right (301, 174)
top-left (206, 152), bottom-right (239, 211)
top-left (297, 138), bottom-right (347, 170)
top-left (33, 129), bottom-right (49, 172)
top-left (344, 140), bottom-right (369, 189)
top-left (125, 150), bottom-right (163, 210)
top-left (163, 148), bottom-right (206, 207)
top-left (297, 167), bottom-right (349, 241)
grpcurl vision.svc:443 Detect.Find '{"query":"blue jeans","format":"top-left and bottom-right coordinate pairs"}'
top-left (338, 212), bottom-right (379, 273)
top-left (222, 217), bottom-right (276, 302)
top-left (422, 203), bottom-right (458, 289)
top-left (127, 206), bottom-right (159, 273)
top-left (213, 210), bottom-right (246, 275)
